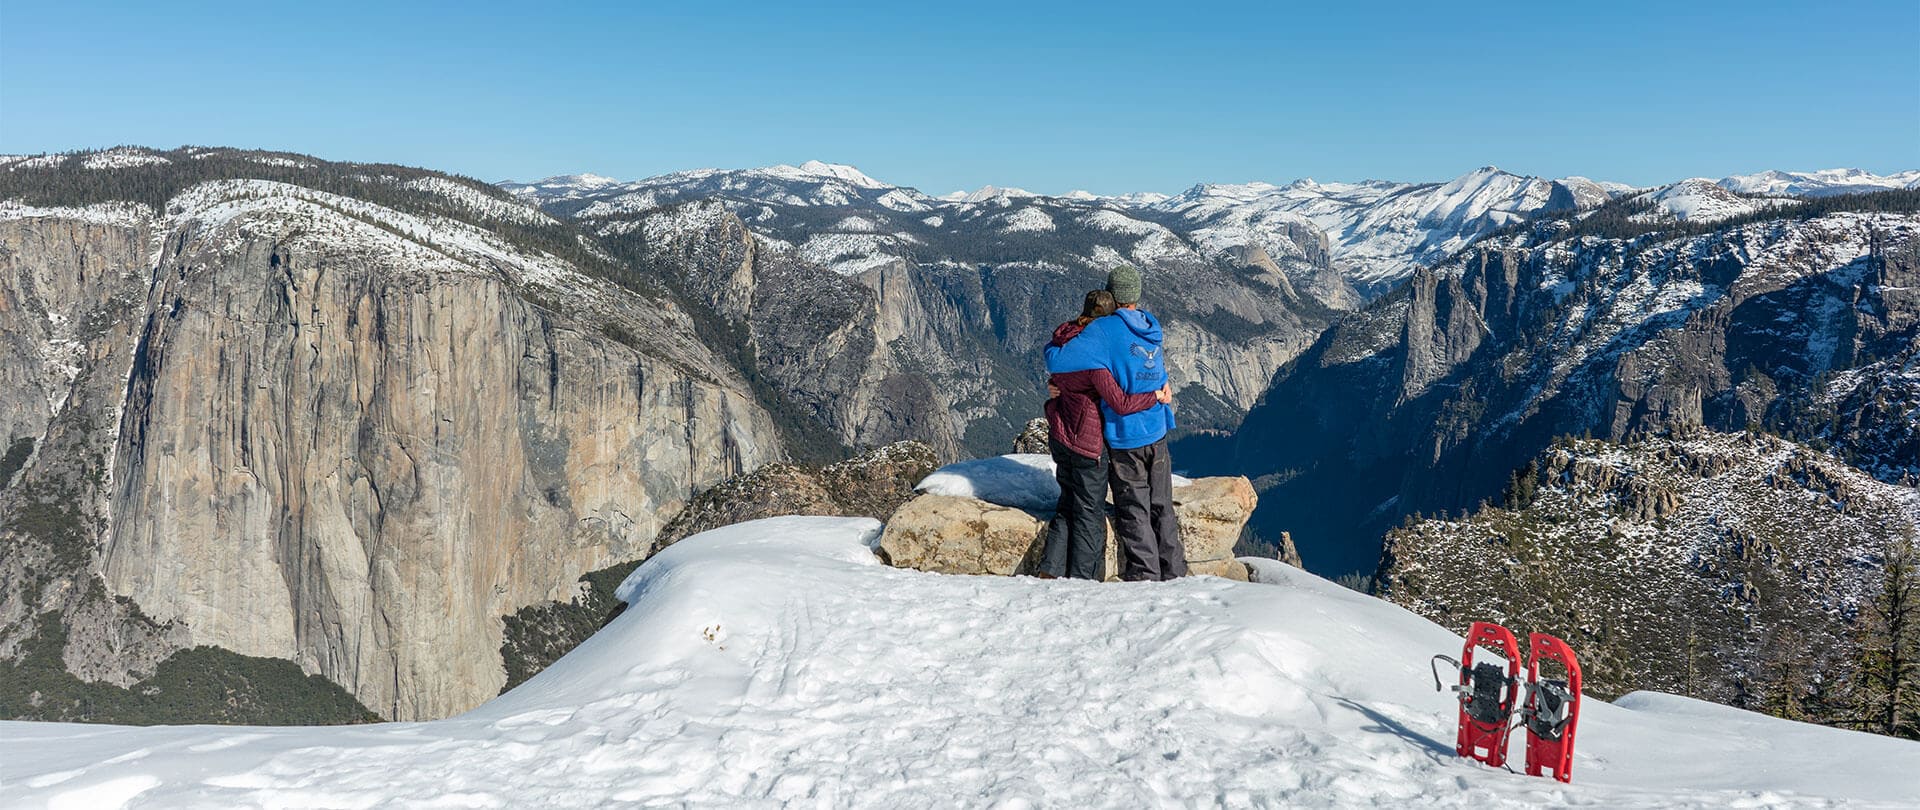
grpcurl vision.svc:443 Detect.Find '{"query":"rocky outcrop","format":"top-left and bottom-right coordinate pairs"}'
top-left (1012, 418), bottom-right (1050, 455)
top-left (1272, 531), bottom-right (1305, 569)
top-left (1170, 477), bottom-right (1258, 579)
top-left (874, 495), bottom-right (1049, 575)
top-left (0, 215), bottom-right (144, 452)
top-left (815, 442), bottom-right (943, 521)
top-left (877, 475), bottom-right (1261, 582)
top-left (1, 169), bottom-right (788, 722)
top-left (1379, 430), bottom-right (1920, 721)
top-left (652, 441), bottom-right (937, 551)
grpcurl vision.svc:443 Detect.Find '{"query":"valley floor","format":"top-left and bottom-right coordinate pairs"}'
top-left (2, 517), bottom-right (1914, 809)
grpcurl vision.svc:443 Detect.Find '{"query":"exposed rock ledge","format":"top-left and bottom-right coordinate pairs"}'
top-left (878, 473), bottom-right (1270, 582)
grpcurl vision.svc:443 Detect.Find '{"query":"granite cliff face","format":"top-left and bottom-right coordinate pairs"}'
top-left (1223, 205), bottom-right (1920, 576)
top-left (1, 154), bottom-right (783, 721)
top-left (609, 203), bottom-right (966, 458)
top-left (0, 207), bottom-right (183, 689)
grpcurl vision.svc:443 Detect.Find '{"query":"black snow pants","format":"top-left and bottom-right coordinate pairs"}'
top-left (1041, 440), bottom-right (1108, 580)
top-left (1108, 438), bottom-right (1185, 581)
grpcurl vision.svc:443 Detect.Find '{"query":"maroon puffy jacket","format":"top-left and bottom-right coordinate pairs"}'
top-left (1044, 321), bottom-right (1161, 460)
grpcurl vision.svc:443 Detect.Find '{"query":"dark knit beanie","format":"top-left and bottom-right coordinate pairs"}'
top-left (1106, 265), bottom-right (1142, 305)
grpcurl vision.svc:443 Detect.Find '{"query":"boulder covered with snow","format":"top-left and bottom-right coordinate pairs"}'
top-left (914, 452), bottom-right (1199, 513)
top-left (913, 454), bottom-right (1059, 512)
top-left (881, 460), bottom-right (1263, 581)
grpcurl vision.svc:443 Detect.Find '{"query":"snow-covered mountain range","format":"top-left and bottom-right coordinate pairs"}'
top-left (504, 160), bottom-right (933, 216)
top-left (508, 163), bottom-right (1918, 297)
top-left (1720, 168), bottom-right (1920, 198)
top-left (1142, 168), bottom-right (1626, 294)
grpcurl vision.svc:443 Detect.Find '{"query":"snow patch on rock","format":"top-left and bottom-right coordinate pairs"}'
top-left (80, 147), bottom-right (170, 170)
top-left (998, 207), bottom-right (1056, 233)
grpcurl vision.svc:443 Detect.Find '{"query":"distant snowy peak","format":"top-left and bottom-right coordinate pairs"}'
top-left (516, 161), bottom-right (938, 216)
top-left (501, 173), bottom-right (624, 201)
top-left (1717, 168), bottom-right (1920, 198)
top-left (782, 160), bottom-right (890, 189)
top-left (943, 185), bottom-right (1039, 203)
top-left (1630, 178), bottom-right (1794, 225)
top-left (514, 162), bottom-right (890, 200)
top-left (938, 186), bottom-right (1170, 205)
top-left (1151, 166), bottom-right (1631, 293)
top-left (1564, 176), bottom-right (1638, 195)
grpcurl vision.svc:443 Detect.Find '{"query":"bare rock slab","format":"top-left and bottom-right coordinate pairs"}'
top-left (875, 495), bottom-right (1046, 575)
top-left (879, 475), bottom-right (1261, 581)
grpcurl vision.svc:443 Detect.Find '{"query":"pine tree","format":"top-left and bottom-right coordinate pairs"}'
top-left (1502, 460), bottom-right (1539, 510)
top-left (1758, 626), bottom-right (1807, 722)
top-left (1849, 535), bottom-right (1920, 739)
top-left (1802, 666), bottom-right (1844, 728)
top-left (1681, 621), bottom-right (1701, 697)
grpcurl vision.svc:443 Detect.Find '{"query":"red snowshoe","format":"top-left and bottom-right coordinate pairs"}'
top-left (1431, 622), bottom-right (1523, 769)
top-left (1522, 633), bottom-right (1582, 783)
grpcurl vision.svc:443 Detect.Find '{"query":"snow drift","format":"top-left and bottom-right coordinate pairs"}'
top-left (2, 516), bottom-right (1915, 808)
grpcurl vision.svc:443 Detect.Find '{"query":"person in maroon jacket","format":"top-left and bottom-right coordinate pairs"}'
top-left (1038, 290), bottom-right (1171, 580)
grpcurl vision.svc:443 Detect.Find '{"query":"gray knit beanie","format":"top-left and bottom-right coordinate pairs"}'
top-left (1106, 265), bottom-right (1142, 305)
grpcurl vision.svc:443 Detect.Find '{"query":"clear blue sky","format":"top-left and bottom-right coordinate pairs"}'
top-left (3, 1), bottom-right (1916, 194)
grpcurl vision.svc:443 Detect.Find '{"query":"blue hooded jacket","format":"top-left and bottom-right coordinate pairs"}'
top-left (1044, 308), bottom-right (1176, 450)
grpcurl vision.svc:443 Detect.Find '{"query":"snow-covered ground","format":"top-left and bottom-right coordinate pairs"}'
top-left (4, 516), bottom-right (1912, 809)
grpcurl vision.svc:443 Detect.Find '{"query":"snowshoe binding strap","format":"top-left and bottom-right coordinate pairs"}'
top-left (1431, 654), bottom-right (1517, 725)
top-left (1464, 661), bottom-right (1517, 725)
top-left (1430, 654), bottom-right (1462, 693)
top-left (1524, 679), bottom-right (1574, 741)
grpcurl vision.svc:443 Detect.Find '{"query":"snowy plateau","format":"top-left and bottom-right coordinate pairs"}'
top-left (3, 517), bottom-right (1915, 809)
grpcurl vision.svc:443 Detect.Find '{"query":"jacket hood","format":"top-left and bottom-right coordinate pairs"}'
top-left (1112, 308), bottom-right (1162, 343)
top-left (1050, 321), bottom-right (1086, 348)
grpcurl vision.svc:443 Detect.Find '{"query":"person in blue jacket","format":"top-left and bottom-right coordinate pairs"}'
top-left (1044, 265), bottom-right (1186, 581)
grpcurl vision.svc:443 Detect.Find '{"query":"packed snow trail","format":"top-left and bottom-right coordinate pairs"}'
top-left (3, 517), bottom-right (1915, 808)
